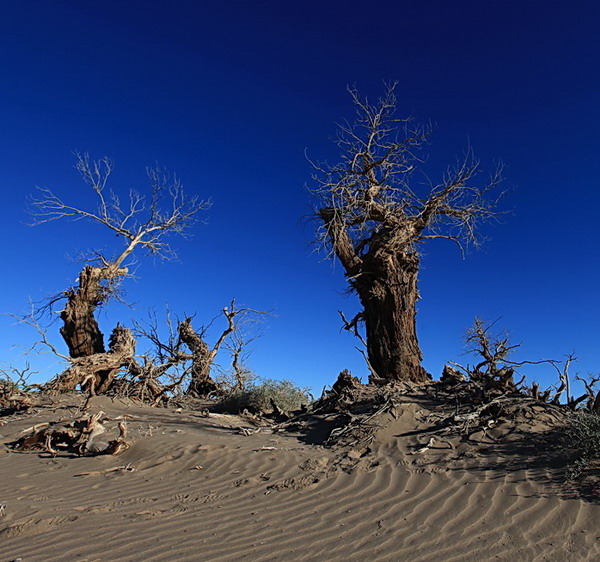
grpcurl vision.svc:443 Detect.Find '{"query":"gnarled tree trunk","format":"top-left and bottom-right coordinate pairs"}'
top-left (51, 324), bottom-right (136, 392)
top-left (60, 266), bottom-right (107, 358)
top-left (54, 263), bottom-right (130, 392)
top-left (179, 318), bottom-right (218, 397)
top-left (356, 251), bottom-right (428, 383)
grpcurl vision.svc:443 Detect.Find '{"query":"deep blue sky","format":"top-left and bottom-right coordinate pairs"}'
top-left (1, 1), bottom-right (599, 393)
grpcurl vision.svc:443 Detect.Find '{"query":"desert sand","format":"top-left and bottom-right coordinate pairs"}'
top-left (1, 390), bottom-right (599, 561)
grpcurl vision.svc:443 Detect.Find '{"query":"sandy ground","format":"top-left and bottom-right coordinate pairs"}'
top-left (1, 392), bottom-right (599, 561)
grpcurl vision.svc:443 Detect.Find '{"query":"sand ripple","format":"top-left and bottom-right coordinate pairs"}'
top-left (1, 396), bottom-right (598, 561)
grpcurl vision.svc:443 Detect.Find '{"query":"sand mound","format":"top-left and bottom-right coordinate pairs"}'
top-left (1, 390), bottom-right (599, 561)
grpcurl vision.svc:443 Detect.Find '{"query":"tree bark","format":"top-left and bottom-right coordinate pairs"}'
top-left (179, 319), bottom-right (218, 397)
top-left (60, 266), bottom-right (107, 358)
top-left (356, 251), bottom-right (429, 383)
top-left (51, 324), bottom-right (136, 392)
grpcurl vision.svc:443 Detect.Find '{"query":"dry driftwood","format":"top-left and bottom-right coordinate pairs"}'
top-left (9, 411), bottom-right (130, 456)
top-left (0, 392), bottom-right (32, 416)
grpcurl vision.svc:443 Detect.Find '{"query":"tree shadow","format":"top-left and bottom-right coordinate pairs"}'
top-left (439, 425), bottom-right (600, 504)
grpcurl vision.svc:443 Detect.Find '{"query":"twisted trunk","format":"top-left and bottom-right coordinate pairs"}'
top-left (60, 266), bottom-right (107, 358)
top-left (60, 264), bottom-right (127, 358)
top-left (54, 264), bottom-right (130, 392)
top-left (179, 319), bottom-right (218, 397)
top-left (356, 251), bottom-right (429, 383)
top-left (52, 325), bottom-right (136, 392)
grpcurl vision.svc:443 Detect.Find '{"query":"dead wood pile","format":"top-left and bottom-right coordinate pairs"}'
top-left (272, 371), bottom-right (411, 448)
top-left (275, 367), bottom-right (577, 454)
top-left (8, 411), bottom-right (130, 456)
top-left (0, 388), bottom-right (32, 418)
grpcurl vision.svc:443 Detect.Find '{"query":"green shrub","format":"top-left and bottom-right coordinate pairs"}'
top-left (218, 378), bottom-right (311, 414)
top-left (566, 412), bottom-right (600, 479)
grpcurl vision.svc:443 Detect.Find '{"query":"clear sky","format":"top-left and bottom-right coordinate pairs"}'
top-left (1, 0), bottom-right (599, 394)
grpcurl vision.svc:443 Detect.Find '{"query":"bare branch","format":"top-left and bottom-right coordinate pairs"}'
top-left (29, 153), bottom-right (211, 267)
top-left (7, 307), bottom-right (70, 363)
top-left (310, 83), bottom-right (504, 263)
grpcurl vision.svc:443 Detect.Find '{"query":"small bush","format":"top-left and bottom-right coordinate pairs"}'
top-left (218, 378), bottom-right (311, 414)
top-left (566, 412), bottom-right (600, 479)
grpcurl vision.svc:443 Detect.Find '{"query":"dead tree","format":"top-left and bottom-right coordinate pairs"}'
top-left (460, 318), bottom-right (523, 392)
top-left (448, 318), bottom-right (584, 405)
top-left (132, 300), bottom-right (267, 400)
top-left (445, 319), bottom-right (599, 412)
top-left (221, 329), bottom-right (258, 393)
top-left (216, 306), bottom-right (267, 393)
top-left (126, 307), bottom-right (192, 403)
top-left (0, 363), bottom-right (37, 393)
top-left (29, 153), bottom-right (209, 391)
top-left (0, 364), bottom-right (37, 413)
top-left (574, 374), bottom-right (600, 413)
top-left (311, 84), bottom-right (503, 384)
top-left (178, 317), bottom-right (220, 397)
top-left (182, 301), bottom-right (267, 397)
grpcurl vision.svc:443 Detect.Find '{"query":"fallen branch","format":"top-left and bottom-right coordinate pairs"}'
top-left (74, 463), bottom-right (136, 477)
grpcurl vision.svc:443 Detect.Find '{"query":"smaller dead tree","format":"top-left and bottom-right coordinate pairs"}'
top-left (446, 319), bottom-right (600, 412)
top-left (27, 153), bottom-right (209, 392)
top-left (131, 300), bottom-right (269, 401)
top-left (183, 301), bottom-right (268, 397)
top-left (178, 316), bottom-right (219, 397)
top-left (216, 307), bottom-right (267, 393)
top-left (539, 354), bottom-right (577, 405)
top-left (0, 364), bottom-right (37, 414)
top-left (446, 318), bottom-right (550, 403)
top-left (458, 318), bottom-right (524, 393)
top-left (574, 374), bottom-right (600, 413)
top-left (0, 363), bottom-right (37, 394)
top-left (221, 330), bottom-right (258, 393)
top-left (126, 307), bottom-right (191, 403)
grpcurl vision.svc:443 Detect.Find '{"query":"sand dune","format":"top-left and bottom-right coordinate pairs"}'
top-left (1, 393), bottom-right (598, 561)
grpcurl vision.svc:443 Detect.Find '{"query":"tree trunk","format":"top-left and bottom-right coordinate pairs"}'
top-left (356, 251), bottom-right (429, 383)
top-left (94, 325), bottom-right (137, 393)
top-left (179, 319), bottom-right (218, 397)
top-left (60, 265), bottom-right (107, 358)
top-left (51, 325), bottom-right (136, 392)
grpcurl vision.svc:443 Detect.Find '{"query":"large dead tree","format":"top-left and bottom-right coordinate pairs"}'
top-left (30, 153), bottom-right (209, 391)
top-left (311, 84), bottom-right (503, 384)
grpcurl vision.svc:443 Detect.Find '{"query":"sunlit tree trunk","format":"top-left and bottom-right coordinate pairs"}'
top-left (179, 319), bottom-right (218, 397)
top-left (60, 266), bottom-right (107, 358)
